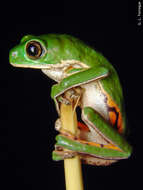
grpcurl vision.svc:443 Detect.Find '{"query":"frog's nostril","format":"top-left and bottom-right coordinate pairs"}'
top-left (12, 51), bottom-right (18, 57)
top-left (9, 49), bottom-right (18, 64)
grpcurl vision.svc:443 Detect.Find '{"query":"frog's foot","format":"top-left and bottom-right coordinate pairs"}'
top-left (55, 118), bottom-right (69, 134)
top-left (57, 87), bottom-right (83, 106)
top-left (55, 118), bottom-right (62, 131)
top-left (57, 96), bottom-right (71, 105)
top-left (52, 146), bottom-right (77, 160)
top-left (56, 89), bottom-right (75, 105)
top-left (55, 118), bottom-right (78, 137)
top-left (65, 87), bottom-right (82, 102)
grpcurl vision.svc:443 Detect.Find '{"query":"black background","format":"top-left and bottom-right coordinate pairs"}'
top-left (0, 0), bottom-right (142, 189)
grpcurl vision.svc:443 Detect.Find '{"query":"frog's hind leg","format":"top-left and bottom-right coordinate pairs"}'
top-left (52, 149), bottom-right (117, 166)
top-left (54, 107), bottom-right (131, 160)
top-left (53, 142), bottom-right (117, 166)
top-left (53, 107), bottom-right (131, 164)
top-left (81, 107), bottom-right (132, 159)
top-left (52, 141), bottom-right (117, 166)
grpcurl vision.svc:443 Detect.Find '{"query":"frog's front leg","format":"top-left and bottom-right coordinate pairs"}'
top-left (54, 107), bottom-right (132, 162)
top-left (51, 66), bottom-right (109, 100)
top-left (53, 86), bottom-right (83, 115)
top-left (56, 87), bottom-right (82, 106)
top-left (51, 66), bottom-right (109, 114)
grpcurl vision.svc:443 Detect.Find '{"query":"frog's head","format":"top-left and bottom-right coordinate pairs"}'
top-left (9, 34), bottom-right (61, 69)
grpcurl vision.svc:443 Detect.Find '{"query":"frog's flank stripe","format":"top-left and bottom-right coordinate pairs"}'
top-left (108, 106), bottom-right (120, 131)
top-left (100, 84), bottom-right (123, 133)
top-left (108, 105), bottom-right (122, 133)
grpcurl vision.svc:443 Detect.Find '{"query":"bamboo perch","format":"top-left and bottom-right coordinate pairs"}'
top-left (60, 101), bottom-right (84, 190)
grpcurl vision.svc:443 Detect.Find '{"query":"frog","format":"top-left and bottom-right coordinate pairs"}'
top-left (9, 34), bottom-right (132, 166)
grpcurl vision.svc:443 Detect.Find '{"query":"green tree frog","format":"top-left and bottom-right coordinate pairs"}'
top-left (9, 34), bottom-right (132, 166)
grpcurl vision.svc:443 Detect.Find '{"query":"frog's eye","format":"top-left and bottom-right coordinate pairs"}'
top-left (26, 41), bottom-right (43, 59)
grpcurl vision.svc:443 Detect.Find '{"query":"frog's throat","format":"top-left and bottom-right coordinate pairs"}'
top-left (42, 59), bottom-right (89, 82)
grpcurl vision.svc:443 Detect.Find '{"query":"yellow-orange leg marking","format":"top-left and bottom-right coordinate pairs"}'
top-left (60, 134), bottom-right (122, 152)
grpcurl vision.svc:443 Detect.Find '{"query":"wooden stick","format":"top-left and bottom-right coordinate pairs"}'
top-left (60, 102), bottom-right (84, 190)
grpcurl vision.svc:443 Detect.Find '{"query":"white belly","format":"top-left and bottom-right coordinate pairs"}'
top-left (81, 81), bottom-right (109, 121)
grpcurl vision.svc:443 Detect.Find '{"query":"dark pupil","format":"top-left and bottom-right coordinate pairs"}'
top-left (28, 44), bottom-right (39, 56)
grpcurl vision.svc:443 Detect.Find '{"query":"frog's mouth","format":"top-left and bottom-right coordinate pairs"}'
top-left (10, 62), bottom-right (58, 69)
top-left (10, 59), bottom-right (89, 69)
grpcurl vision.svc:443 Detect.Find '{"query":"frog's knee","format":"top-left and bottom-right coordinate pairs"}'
top-left (83, 107), bottom-right (95, 115)
top-left (82, 107), bottom-right (96, 121)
